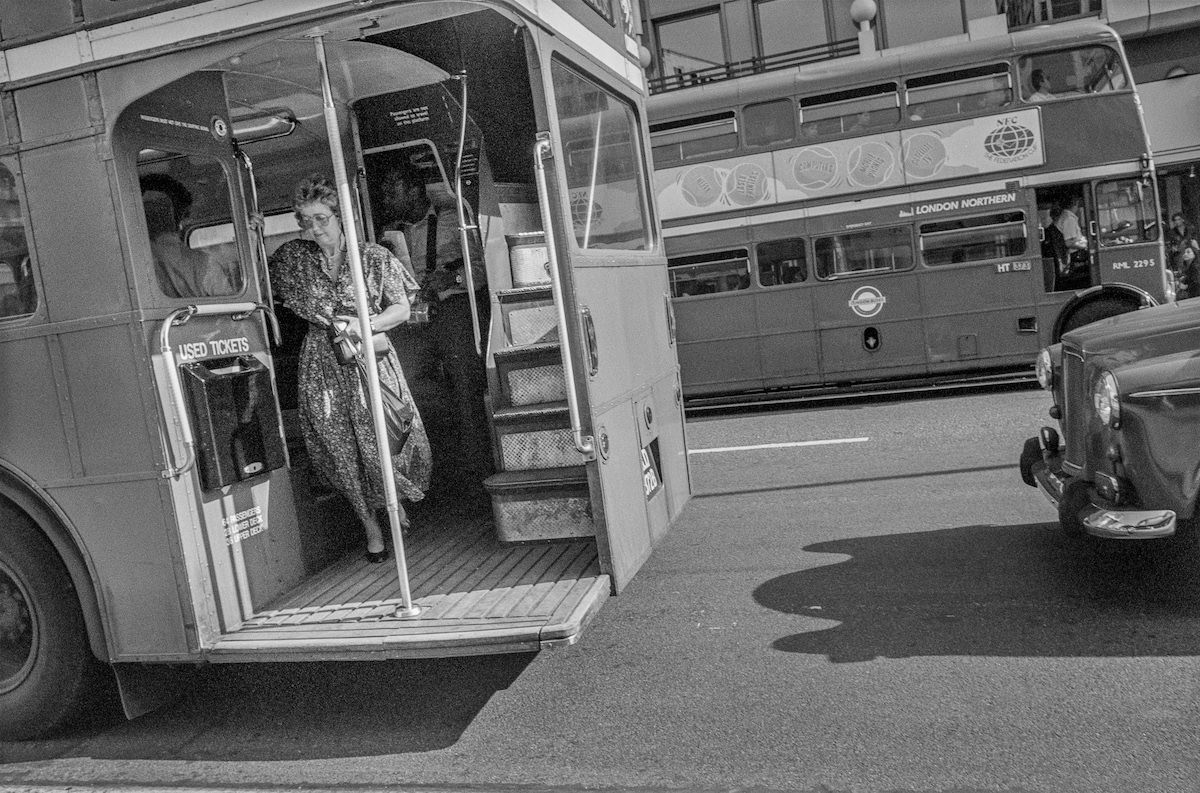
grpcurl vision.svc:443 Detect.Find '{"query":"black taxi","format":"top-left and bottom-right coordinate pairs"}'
top-left (1019, 298), bottom-right (1200, 541)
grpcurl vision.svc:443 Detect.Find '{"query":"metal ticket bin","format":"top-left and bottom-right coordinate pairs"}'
top-left (181, 355), bottom-right (286, 491)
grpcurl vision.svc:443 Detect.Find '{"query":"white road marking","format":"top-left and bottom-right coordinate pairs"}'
top-left (688, 437), bottom-right (869, 454)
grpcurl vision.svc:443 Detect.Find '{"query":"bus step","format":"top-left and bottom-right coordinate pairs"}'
top-left (492, 401), bottom-right (569, 424)
top-left (484, 466), bottom-right (594, 543)
top-left (494, 343), bottom-right (566, 407)
top-left (496, 288), bottom-right (556, 347)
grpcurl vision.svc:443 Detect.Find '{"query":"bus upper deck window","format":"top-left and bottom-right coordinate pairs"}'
top-left (1019, 45), bottom-right (1128, 103)
top-left (799, 83), bottom-right (899, 139)
top-left (0, 163), bottom-right (37, 320)
top-left (668, 249), bottom-right (750, 297)
top-left (743, 100), bottom-right (796, 147)
top-left (905, 64), bottom-right (1011, 121)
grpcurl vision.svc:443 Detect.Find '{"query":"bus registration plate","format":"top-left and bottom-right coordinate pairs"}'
top-left (641, 440), bottom-right (663, 500)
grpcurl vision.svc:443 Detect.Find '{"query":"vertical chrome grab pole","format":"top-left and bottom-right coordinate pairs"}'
top-left (533, 133), bottom-right (595, 459)
top-left (314, 35), bottom-right (420, 617)
top-left (450, 73), bottom-right (485, 356)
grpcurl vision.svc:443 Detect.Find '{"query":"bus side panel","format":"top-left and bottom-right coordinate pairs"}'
top-left (0, 1), bottom-right (73, 42)
top-left (920, 262), bottom-right (1041, 366)
top-left (1096, 241), bottom-right (1167, 299)
top-left (22, 143), bottom-right (131, 320)
top-left (755, 285), bottom-right (821, 387)
top-left (13, 78), bottom-right (94, 142)
top-left (60, 324), bottom-right (159, 474)
top-left (812, 276), bottom-right (927, 378)
top-left (48, 480), bottom-right (191, 658)
top-left (1040, 99), bottom-right (1144, 172)
top-left (0, 335), bottom-right (73, 480)
top-left (674, 294), bottom-right (762, 394)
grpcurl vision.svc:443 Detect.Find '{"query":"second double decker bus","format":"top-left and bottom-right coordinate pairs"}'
top-left (649, 20), bottom-right (1173, 401)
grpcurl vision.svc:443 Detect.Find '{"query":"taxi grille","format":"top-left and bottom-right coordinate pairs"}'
top-left (1061, 347), bottom-right (1088, 469)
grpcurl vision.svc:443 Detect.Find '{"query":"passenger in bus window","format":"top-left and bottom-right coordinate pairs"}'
top-left (1174, 242), bottom-right (1200, 299)
top-left (1027, 69), bottom-right (1054, 102)
top-left (1051, 198), bottom-right (1087, 252)
top-left (268, 174), bottom-right (432, 563)
top-left (1167, 212), bottom-right (1196, 257)
top-left (140, 174), bottom-right (237, 298)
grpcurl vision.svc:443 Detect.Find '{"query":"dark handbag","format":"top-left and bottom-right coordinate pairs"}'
top-left (327, 320), bottom-right (391, 367)
top-left (355, 358), bottom-right (414, 453)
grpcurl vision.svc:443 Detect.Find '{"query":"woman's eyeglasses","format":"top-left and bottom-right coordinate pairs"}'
top-left (297, 211), bottom-right (336, 229)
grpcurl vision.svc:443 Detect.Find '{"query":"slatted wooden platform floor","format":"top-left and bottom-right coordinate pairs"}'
top-left (210, 511), bottom-right (609, 659)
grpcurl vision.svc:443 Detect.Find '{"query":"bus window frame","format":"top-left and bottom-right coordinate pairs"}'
top-left (742, 98), bottom-right (796, 148)
top-left (903, 62), bottom-right (1013, 123)
top-left (668, 248), bottom-right (751, 297)
top-left (754, 236), bottom-right (808, 286)
top-left (649, 111), bottom-right (738, 164)
top-left (798, 82), bottom-right (900, 140)
top-left (813, 225), bottom-right (914, 280)
top-left (1094, 177), bottom-right (1159, 248)
top-left (918, 211), bottom-right (1029, 267)
top-left (0, 159), bottom-right (39, 323)
top-left (1017, 43), bottom-right (1130, 104)
top-left (549, 55), bottom-right (657, 254)
top-left (136, 149), bottom-right (251, 302)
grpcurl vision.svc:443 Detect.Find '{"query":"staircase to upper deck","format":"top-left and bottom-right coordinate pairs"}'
top-left (483, 240), bottom-right (594, 544)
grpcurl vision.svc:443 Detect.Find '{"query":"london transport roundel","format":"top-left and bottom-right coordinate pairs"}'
top-left (848, 285), bottom-right (887, 318)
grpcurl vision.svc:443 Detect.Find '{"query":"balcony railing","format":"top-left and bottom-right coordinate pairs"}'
top-left (648, 38), bottom-right (859, 95)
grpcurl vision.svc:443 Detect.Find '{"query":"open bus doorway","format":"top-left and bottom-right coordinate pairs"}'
top-left (100, 2), bottom-right (679, 661)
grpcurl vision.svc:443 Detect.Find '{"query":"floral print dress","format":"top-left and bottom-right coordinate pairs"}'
top-left (269, 239), bottom-right (432, 524)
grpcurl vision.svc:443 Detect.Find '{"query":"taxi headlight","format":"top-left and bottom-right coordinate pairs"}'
top-left (1035, 348), bottom-right (1053, 391)
top-left (1093, 371), bottom-right (1121, 428)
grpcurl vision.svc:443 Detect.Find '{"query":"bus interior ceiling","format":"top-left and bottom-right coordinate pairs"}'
top-left (127, 7), bottom-right (606, 643)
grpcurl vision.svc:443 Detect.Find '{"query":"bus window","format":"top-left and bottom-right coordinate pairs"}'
top-left (1096, 179), bottom-right (1158, 247)
top-left (668, 249), bottom-right (750, 296)
top-left (138, 154), bottom-right (245, 299)
top-left (553, 60), bottom-right (652, 250)
top-left (919, 211), bottom-right (1027, 266)
top-left (799, 83), bottom-right (899, 139)
top-left (756, 237), bottom-right (807, 285)
top-left (744, 99), bottom-right (796, 147)
top-left (1018, 45), bottom-right (1128, 103)
top-left (905, 64), bottom-right (1011, 122)
top-left (0, 163), bottom-right (35, 319)
top-left (814, 226), bottom-right (912, 279)
top-left (650, 112), bottom-right (738, 165)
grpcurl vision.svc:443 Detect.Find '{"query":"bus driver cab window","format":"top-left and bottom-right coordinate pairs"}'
top-left (139, 157), bottom-right (244, 299)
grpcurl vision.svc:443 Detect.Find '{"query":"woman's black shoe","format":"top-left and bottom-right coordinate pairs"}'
top-left (365, 548), bottom-right (389, 564)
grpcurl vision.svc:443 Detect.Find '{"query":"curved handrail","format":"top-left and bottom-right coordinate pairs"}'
top-left (533, 133), bottom-right (595, 460)
top-left (157, 301), bottom-right (274, 478)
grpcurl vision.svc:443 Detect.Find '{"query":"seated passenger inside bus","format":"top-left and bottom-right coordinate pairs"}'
top-left (140, 172), bottom-right (237, 299)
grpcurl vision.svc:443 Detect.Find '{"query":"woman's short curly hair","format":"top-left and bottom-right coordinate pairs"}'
top-left (291, 174), bottom-right (340, 216)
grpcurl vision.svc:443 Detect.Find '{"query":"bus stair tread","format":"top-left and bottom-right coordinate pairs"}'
top-left (491, 400), bottom-right (569, 425)
top-left (484, 466), bottom-right (588, 492)
top-left (494, 341), bottom-right (561, 363)
top-left (495, 284), bottom-right (553, 304)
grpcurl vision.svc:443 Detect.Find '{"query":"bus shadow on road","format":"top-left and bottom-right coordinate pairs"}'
top-left (2, 654), bottom-right (534, 762)
top-left (753, 522), bottom-right (1200, 662)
